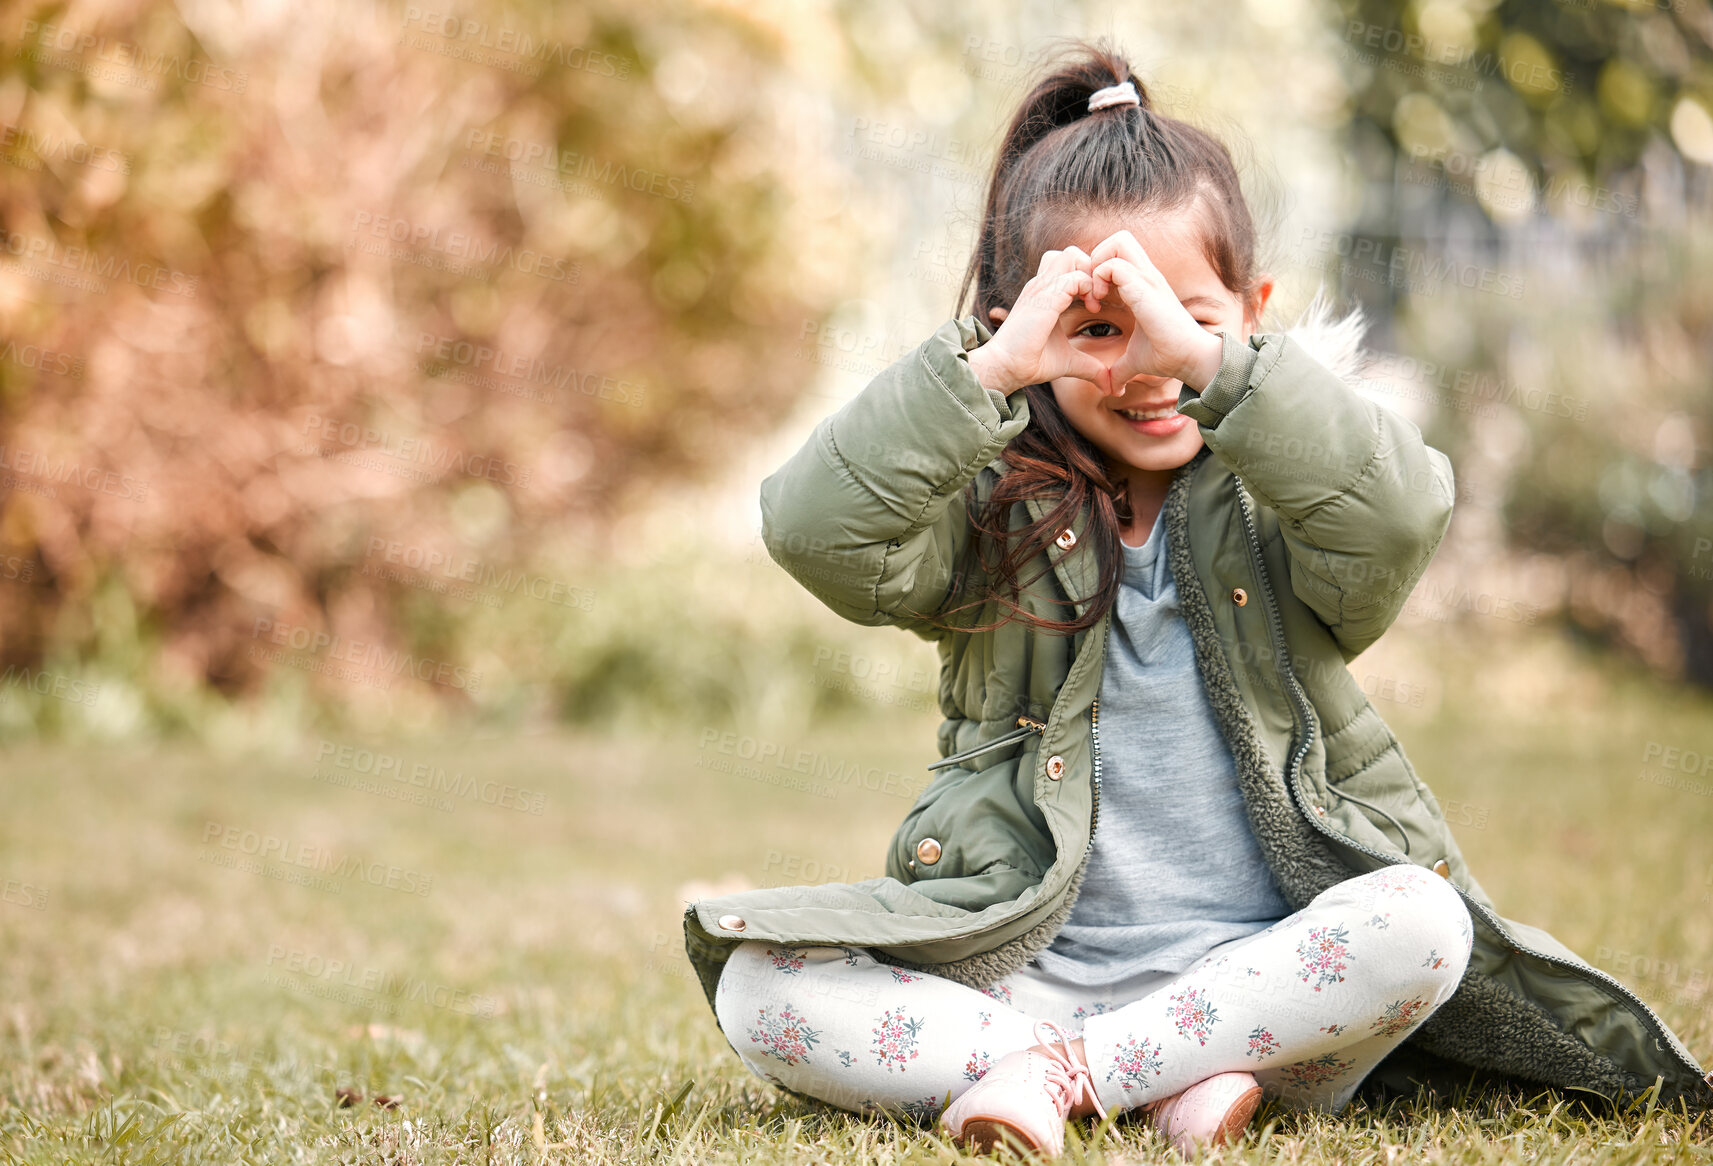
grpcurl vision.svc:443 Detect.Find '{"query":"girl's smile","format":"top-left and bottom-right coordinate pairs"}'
top-left (1114, 407), bottom-right (1193, 437)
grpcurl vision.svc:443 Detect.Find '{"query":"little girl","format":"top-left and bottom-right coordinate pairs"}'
top-left (685, 41), bottom-right (1713, 1160)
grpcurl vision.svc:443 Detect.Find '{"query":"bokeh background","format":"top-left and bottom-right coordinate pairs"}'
top-left (2, 0), bottom-right (1711, 1160)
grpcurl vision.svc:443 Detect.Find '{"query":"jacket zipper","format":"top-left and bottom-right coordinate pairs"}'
top-left (1232, 481), bottom-right (1711, 1097)
top-left (1089, 615), bottom-right (1111, 837)
top-left (1089, 695), bottom-right (1102, 836)
top-left (927, 716), bottom-right (1047, 771)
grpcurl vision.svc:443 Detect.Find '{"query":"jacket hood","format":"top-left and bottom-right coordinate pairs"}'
top-left (1279, 288), bottom-right (1371, 385)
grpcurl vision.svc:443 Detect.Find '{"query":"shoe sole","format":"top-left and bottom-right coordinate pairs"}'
top-left (1210, 1084), bottom-right (1263, 1147)
top-left (955, 1116), bottom-right (1043, 1155)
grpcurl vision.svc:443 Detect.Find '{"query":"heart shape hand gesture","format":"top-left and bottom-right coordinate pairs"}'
top-left (966, 230), bottom-right (1225, 398)
top-left (1086, 230), bottom-right (1224, 395)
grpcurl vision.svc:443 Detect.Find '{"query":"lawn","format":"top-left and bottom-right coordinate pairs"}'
top-left (2, 629), bottom-right (1711, 1163)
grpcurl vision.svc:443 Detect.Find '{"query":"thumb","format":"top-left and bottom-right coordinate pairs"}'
top-left (1065, 349), bottom-right (1111, 393)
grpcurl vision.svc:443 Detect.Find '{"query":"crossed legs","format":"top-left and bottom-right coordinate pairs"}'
top-left (714, 863), bottom-right (1474, 1121)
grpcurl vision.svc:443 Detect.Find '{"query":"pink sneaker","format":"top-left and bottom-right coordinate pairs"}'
top-left (1139, 1071), bottom-right (1263, 1156)
top-left (940, 1020), bottom-right (1108, 1157)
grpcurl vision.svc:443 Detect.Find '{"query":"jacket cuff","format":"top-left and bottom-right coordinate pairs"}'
top-left (941, 314), bottom-right (1025, 425)
top-left (1176, 331), bottom-right (1260, 429)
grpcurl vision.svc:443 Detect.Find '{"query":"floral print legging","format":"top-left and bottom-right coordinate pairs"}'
top-left (714, 863), bottom-right (1474, 1121)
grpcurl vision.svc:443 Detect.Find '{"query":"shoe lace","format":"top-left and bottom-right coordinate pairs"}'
top-left (1032, 1019), bottom-right (1108, 1123)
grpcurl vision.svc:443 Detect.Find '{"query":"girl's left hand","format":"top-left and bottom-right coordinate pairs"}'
top-left (1088, 230), bottom-right (1224, 393)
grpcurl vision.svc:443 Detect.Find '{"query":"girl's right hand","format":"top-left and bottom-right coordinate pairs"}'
top-left (966, 247), bottom-right (1111, 395)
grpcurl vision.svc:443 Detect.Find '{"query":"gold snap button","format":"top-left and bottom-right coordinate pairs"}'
top-left (1232, 587), bottom-right (1248, 606)
top-left (1314, 804), bottom-right (1325, 816)
top-left (916, 838), bottom-right (942, 865)
top-left (1433, 859), bottom-right (1451, 879)
top-left (1054, 528), bottom-right (1077, 550)
top-left (717, 914), bottom-right (746, 932)
top-left (1046, 755), bottom-right (1066, 780)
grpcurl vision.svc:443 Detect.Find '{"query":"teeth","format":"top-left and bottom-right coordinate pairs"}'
top-left (1117, 406), bottom-right (1178, 421)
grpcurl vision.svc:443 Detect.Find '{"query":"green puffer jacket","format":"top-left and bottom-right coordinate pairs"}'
top-left (683, 309), bottom-right (1713, 1112)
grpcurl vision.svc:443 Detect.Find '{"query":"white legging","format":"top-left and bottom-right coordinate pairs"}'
top-left (715, 863), bottom-right (1473, 1121)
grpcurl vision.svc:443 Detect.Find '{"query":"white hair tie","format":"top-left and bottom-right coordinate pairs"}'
top-left (1087, 80), bottom-right (1141, 112)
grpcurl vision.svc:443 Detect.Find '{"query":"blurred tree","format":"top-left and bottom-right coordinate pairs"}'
top-left (0, 0), bottom-right (863, 726)
top-left (1329, 0), bottom-right (1713, 684)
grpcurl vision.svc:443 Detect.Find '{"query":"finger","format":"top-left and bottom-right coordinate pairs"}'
top-left (1091, 257), bottom-right (1146, 301)
top-left (1058, 246), bottom-right (1101, 310)
top-left (1064, 349), bottom-right (1110, 390)
top-left (1036, 247), bottom-right (1082, 280)
top-left (1093, 256), bottom-right (1168, 308)
top-left (1108, 344), bottom-right (1163, 393)
top-left (988, 306), bottom-right (1009, 322)
top-left (1088, 229), bottom-right (1143, 269)
top-left (1085, 262), bottom-right (1110, 307)
top-left (1019, 252), bottom-right (1079, 308)
top-left (1007, 269), bottom-right (1087, 335)
top-left (1103, 230), bottom-right (1167, 283)
top-left (1048, 269), bottom-right (1094, 307)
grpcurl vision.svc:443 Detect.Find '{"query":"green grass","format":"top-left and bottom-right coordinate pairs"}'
top-left (2, 627), bottom-right (1712, 1163)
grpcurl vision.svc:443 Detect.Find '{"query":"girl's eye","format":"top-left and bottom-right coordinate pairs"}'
top-left (1078, 322), bottom-right (1121, 338)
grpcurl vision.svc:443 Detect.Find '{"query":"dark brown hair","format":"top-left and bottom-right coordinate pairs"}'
top-left (927, 39), bottom-right (1265, 637)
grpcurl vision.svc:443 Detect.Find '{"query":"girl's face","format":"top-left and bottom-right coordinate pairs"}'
top-left (1047, 210), bottom-right (1269, 476)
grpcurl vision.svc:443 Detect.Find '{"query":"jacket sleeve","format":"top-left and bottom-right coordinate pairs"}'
top-left (759, 315), bottom-right (1031, 639)
top-left (1176, 331), bottom-right (1455, 660)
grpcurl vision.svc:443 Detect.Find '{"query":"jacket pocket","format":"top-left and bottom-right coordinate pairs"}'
top-left (887, 748), bottom-right (1050, 890)
top-left (1324, 739), bottom-right (1442, 859)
